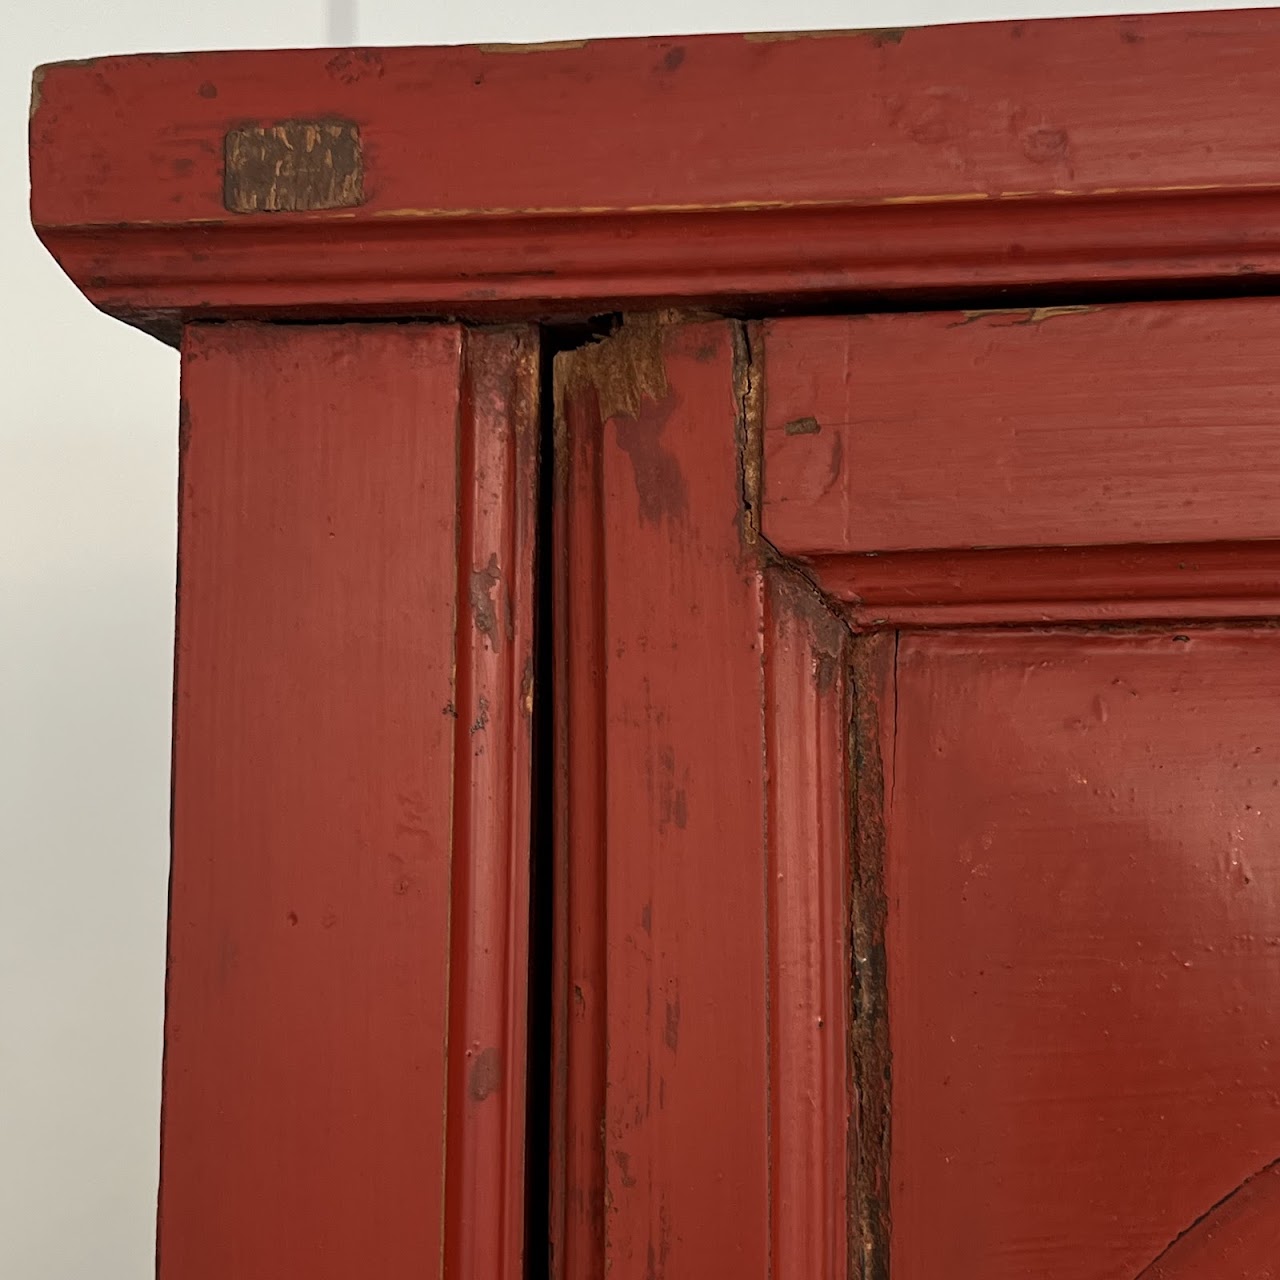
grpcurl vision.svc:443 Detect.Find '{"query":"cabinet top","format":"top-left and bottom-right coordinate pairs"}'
top-left (29, 9), bottom-right (1280, 340)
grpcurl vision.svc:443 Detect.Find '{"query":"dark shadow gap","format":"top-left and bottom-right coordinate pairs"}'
top-left (523, 330), bottom-right (557, 1280)
top-left (524, 317), bottom-right (615, 1280)
top-left (218, 270), bottom-right (1280, 338)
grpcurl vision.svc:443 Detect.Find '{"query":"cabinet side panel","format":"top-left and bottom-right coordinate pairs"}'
top-left (163, 323), bottom-right (462, 1279)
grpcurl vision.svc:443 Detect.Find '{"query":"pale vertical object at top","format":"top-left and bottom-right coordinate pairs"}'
top-left (328, 0), bottom-right (357, 44)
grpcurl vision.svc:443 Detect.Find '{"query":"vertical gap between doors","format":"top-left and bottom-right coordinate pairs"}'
top-left (523, 333), bottom-right (557, 1280)
top-left (524, 317), bottom-right (618, 1280)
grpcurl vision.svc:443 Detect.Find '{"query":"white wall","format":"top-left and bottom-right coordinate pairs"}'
top-left (2, 1), bottom-right (1270, 1276)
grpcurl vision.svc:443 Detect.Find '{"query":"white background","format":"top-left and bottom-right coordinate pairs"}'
top-left (2, 1), bottom-right (1270, 1275)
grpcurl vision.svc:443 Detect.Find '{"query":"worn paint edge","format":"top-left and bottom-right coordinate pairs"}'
top-left (28, 65), bottom-right (46, 120)
top-left (553, 312), bottom-right (674, 431)
top-left (475, 38), bottom-right (591, 54)
top-left (732, 320), bottom-right (765, 549)
top-left (954, 303), bottom-right (1100, 327)
top-left (736, 329), bottom-right (905, 1280)
top-left (743, 26), bottom-right (909, 44)
top-left (848, 633), bottom-right (894, 1280)
top-left (223, 119), bottom-right (365, 215)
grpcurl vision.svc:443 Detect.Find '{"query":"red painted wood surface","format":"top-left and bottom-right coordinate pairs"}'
top-left (553, 318), bottom-right (851, 1280)
top-left (166, 323), bottom-right (535, 1280)
top-left (594, 320), bottom-right (769, 1280)
top-left (31, 10), bottom-right (1280, 329)
top-left (764, 300), bottom-right (1280, 555)
top-left (888, 628), bottom-right (1280, 1279)
top-left (445, 326), bottom-right (539, 1280)
top-left (42, 13), bottom-right (1280, 228)
top-left (806, 542), bottom-right (1280, 628)
top-left (761, 300), bottom-right (1280, 624)
top-left (551, 340), bottom-right (609, 1280)
top-left (762, 572), bottom-right (851, 1280)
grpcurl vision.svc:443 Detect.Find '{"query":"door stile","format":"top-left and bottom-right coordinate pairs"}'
top-left (551, 315), bottom-right (861, 1280)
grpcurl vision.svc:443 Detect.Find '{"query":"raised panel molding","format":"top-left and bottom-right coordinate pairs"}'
top-left (760, 301), bottom-right (1280, 627)
top-left (444, 326), bottom-right (540, 1279)
top-left (763, 571), bottom-right (854, 1279)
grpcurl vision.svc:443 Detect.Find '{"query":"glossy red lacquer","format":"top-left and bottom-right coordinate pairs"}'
top-left (888, 629), bottom-right (1280, 1278)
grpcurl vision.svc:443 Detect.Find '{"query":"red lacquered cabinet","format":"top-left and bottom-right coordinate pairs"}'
top-left (30, 10), bottom-right (1280, 1278)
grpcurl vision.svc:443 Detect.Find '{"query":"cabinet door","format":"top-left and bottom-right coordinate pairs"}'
top-left (553, 305), bottom-right (1280, 1279)
top-left (164, 324), bottom-right (537, 1280)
